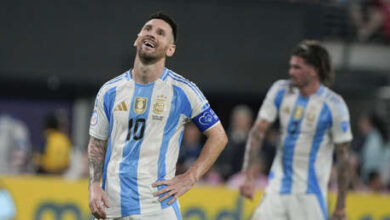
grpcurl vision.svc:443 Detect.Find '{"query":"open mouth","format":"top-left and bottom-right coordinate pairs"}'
top-left (143, 40), bottom-right (156, 48)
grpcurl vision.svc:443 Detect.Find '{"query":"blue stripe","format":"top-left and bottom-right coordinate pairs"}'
top-left (173, 201), bottom-right (182, 220)
top-left (307, 103), bottom-right (332, 220)
top-left (280, 95), bottom-right (309, 194)
top-left (167, 71), bottom-right (206, 102)
top-left (274, 89), bottom-right (285, 111)
top-left (120, 82), bottom-right (155, 215)
top-left (158, 85), bottom-right (192, 209)
top-left (103, 87), bottom-right (117, 120)
top-left (101, 87), bottom-right (117, 190)
top-left (126, 70), bottom-right (131, 80)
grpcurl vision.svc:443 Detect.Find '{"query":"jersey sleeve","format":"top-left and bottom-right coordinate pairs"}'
top-left (89, 87), bottom-right (110, 140)
top-left (258, 80), bottom-right (286, 123)
top-left (185, 83), bottom-right (220, 132)
top-left (330, 97), bottom-right (353, 144)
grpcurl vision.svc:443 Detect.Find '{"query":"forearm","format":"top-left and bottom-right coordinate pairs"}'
top-left (242, 129), bottom-right (263, 175)
top-left (242, 120), bottom-right (269, 177)
top-left (335, 142), bottom-right (350, 210)
top-left (186, 123), bottom-right (227, 182)
top-left (88, 136), bottom-right (107, 186)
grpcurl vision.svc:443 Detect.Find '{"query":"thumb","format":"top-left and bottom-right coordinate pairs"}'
top-left (102, 192), bottom-right (110, 208)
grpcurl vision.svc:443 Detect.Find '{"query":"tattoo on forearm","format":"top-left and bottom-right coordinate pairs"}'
top-left (88, 137), bottom-right (107, 186)
top-left (243, 129), bottom-right (263, 171)
top-left (335, 142), bottom-right (350, 210)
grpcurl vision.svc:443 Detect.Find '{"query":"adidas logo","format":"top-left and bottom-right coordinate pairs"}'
top-left (114, 101), bottom-right (128, 111)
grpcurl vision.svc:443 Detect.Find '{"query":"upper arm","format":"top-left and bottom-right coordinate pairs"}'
top-left (258, 80), bottom-right (286, 123)
top-left (89, 86), bottom-right (112, 141)
top-left (203, 122), bottom-right (227, 140)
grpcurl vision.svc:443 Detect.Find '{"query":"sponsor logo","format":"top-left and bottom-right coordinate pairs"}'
top-left (114, 101), bottom-right (128, 112)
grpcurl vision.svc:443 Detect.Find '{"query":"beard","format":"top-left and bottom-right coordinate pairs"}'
top-left (136, 43), bottom-right (165, 65)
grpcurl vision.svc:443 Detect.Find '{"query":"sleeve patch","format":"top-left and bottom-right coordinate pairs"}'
top-left (340, 121), bottom-right (349, 132)
top-left (90, 110), bottom-right (98, 127)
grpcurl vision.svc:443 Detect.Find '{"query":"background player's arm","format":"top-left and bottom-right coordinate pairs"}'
top-left (88, 136), bottom-right (110, 219)
top-left (153, 123), bottom-right (227, 204)
top-left (332, 141), bottom-right (351, 220)
top-left (240, 118), bottom-right (271, 199)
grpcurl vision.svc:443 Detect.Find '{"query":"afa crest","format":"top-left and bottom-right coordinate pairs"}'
top-left (153, 98), bottom-right (165, 114)
top-left (294, 106), bottom-right (304, 120)
top-left (134, 97), bottom-right (147, 114)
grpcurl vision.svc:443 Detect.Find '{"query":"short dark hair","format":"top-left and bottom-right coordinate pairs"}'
top-left (292, 40), bottom-right (334, 86)
top-left (148, 12), bottom-right (177, 42)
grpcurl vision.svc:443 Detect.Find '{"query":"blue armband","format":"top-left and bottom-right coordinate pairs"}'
top-left (192, 107), bottom-right (220, 132)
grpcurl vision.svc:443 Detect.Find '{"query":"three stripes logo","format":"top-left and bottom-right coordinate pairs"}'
top-left (114, 101), bottom-right (128, 112)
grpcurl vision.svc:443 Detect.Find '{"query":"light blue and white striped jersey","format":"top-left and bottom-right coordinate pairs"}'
top-left (258, 80), bottom-right (352, 217)
top-left (89, 68), bottom-right (220, 218)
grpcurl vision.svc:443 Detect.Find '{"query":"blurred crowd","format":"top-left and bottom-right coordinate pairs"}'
top-left (1, 105), bottom-right (390, 194)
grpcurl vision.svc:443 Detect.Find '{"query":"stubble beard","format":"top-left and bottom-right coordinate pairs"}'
top-left (137, 46), bottom-right (165, 65)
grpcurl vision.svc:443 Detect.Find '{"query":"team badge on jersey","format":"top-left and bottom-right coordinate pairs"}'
top-left (294, 106), bottom-right (304, 120)
top-left (134, 97), bottom-right (147, 114)
top-left (153, 96), bottom-right (166, 114)
top-left (306, 109), bottom-right (316, 122)
top-left (282, 106), bottom-right (290, 114)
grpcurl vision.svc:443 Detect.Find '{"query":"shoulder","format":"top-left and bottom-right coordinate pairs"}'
top-left (99, 71), bottom-right (130, 95)
top-left (165, 69), bottom-right (197, 89)
top-left (165, 69), bottom-right (206, 100)
top-left (270, 79), bottom-right (290, 91)
top-left (318, 86), bottom-right (349, 116)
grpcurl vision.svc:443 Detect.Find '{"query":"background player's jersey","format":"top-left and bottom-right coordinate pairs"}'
top-left (258, 80), bottom-right (352, 217)
top-left (89, 68), bottom-right (220, 218)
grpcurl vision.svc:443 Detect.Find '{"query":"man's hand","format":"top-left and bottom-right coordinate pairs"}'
top-left (89, 182), bottom-right (110, 219)
top-left (152, 172), bottom-right (197, 205)
top-left (332, 208), bottom-right (346, 220)
top-left (239, 176), bottom-right (255, 200)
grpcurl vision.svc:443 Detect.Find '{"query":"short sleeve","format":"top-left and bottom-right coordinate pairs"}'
top-left (330, 97), bottom-right (353, 144)
top-left (183, 83), bottom-right (220, 132)
top-left (258, 80), bottom-right (286, 123)
top-left (89, 87), bottom-right (111, 140)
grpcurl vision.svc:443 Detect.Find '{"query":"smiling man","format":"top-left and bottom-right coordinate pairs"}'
top-left (88, 12), bottom-right (227, 220)
top-left (240, 40), bottom-right (352, 220)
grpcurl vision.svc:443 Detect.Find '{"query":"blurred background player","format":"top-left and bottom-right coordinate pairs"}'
top-left (240, 40), bottom-right (353, 220)
top-left (87, 12), bottom-right (227, 219)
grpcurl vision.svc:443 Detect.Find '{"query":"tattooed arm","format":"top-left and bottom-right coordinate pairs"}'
top-left (332, 142), bottom-right (351, 220)
top-left (240, 119), bottom-right (271, 200)
top-left (88, 136), bottom-right (110, 219)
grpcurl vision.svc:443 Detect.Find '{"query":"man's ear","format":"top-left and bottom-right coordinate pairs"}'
top-left (133, 33), bottom-right (141, 47)
top-left (166, 44), bottom-right (176, 57)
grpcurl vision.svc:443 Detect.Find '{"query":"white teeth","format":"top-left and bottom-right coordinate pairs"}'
top-left (143, 40), bottom-right (155, 48)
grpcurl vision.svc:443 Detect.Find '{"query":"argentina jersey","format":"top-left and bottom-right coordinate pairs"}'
top-left (89, 68), bottom-right (220, 218)
top-left (258, 80), bottom-right (352, 217)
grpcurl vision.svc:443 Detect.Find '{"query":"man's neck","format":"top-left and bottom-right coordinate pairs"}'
top-left (132, 56), bottom-right (166, 84)
top-left (299, 80), bottom-right (321, 97)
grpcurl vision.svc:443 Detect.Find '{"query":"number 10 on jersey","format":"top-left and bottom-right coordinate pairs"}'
top-left (126, 118), bottom-right (146, 141)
